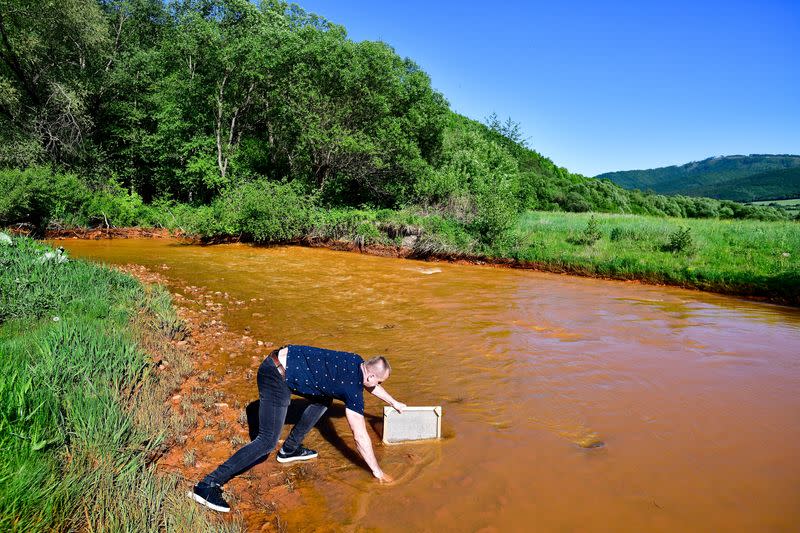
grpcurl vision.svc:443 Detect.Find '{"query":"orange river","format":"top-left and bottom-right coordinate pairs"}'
top-left (55, 238), bottom-right (800, 532)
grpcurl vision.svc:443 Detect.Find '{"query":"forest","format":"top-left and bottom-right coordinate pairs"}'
top-left (1, 0), bottom-right (794, 248)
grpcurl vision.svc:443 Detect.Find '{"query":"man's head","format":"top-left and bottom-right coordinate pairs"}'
top-left (361, 356), bottom-right (391, 387)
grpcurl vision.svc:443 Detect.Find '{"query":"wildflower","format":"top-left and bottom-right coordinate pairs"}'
top-left (52, 316), bottom-right (60, 322)
top-left (38, 247), bottom-right (69, 264)
top-left (782, 252), bottom-right (790, 257)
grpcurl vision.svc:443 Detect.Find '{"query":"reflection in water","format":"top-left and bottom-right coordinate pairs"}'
top-left (57, 239), bottom-right (800, 532)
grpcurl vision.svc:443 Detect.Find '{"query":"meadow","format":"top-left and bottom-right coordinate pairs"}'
top-left (750, 198), bottom-right (800, 216)
top-left (0, 235), bottom-right (239, 532)
top-left (499, 212), bottom-right (799, 302)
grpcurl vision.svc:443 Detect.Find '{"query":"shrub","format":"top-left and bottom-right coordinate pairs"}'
top-left (232, 180), bottom-right (313, 243)
top-left (610, 226), bottom-right (640, 242)
top-left (663, 226), bottom-right (696, 254)
top-left (0, 167), bottom-right (88, 229)
top-left (83, 187), bottom-right (147, 227)
top-left (310, 209), bottom-right (374, 240)
top-left (569, 215), bottom-right (602, 245)
top-left (471, 179), bottom-right (518, 246)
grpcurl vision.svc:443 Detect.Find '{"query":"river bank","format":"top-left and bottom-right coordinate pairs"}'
top-left (0, 236), bottom-right (246, 531)
top-left (42, 213), bottom-right (800, 306)
top-left (51, 237), bottom-right (800, 532)
top-left (115, 264), bottom-right (322, 532)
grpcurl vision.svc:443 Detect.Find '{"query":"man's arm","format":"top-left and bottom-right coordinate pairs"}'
top-left (366, 384), bottom-right (406, 412)
top-left (345, 407), bottom-right (393, 482)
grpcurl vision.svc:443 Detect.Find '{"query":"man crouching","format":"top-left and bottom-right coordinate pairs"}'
top-left (189, 344), bottom-right (406, 512)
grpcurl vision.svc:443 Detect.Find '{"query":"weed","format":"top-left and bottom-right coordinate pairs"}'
top-left (231, 435), bottom-right (247, 450)
top-left (183, 449), bottom-right (197, 467)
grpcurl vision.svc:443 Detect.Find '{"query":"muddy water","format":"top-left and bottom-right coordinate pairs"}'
top-left (57, 239), bottom-right (800, 532)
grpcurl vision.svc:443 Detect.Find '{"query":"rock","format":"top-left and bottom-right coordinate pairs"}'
top-left (171, 394), bottom-right (182, 402)
top-left (401, 235), bottom-right (419, 248)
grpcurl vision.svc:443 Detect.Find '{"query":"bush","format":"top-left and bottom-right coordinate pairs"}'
top-left (569, 215), bottom-right (602, 245)
top-left (0, 167), bottom-right (88, 229)
top-left (471, 179), bottom-right (519, 246)
top-left (610, 226), bottom-right (641, 242)
top-left (663, 226), bottom-right (696, 254)
top-left (310, 209), bottom-right (375, 241)
top-left (237, 181), bottom-right (313, 242)
top-left (83, 187), bottom-right (147, 227)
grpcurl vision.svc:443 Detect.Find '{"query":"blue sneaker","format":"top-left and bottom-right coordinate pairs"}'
top-left (276, 445), bottom-right (318, 463)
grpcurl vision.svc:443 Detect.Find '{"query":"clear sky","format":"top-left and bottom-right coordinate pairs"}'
top-left (296, 0), bottom-right (799, 176)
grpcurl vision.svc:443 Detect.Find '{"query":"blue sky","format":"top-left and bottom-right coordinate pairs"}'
top-left (296, 0), bottom-right (799, 176)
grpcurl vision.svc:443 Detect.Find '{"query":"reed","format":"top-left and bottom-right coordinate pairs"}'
top-left (0, 236), bottom-right (240, 531)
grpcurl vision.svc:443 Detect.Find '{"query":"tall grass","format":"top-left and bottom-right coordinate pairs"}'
top-left (498, 212), bottom-right (799, 302)
top-left (0, 236), bottom-right (240, 532)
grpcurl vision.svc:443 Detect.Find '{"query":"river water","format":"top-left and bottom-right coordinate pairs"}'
top-left (56, 238), bottom-right (800, 532)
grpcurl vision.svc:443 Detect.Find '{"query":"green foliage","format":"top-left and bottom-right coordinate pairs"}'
top-left (185, 179), bottom-right (314, 242)
top-left (663, 226), bottom-right (696, 254)
top-left (236, 181), bottom-right (313, 242)
top-left (568, 215), bottom-right (602, 245)
top-left (512, 212), bottom-right (799, 303)
top-left (0, 0), bottom-right (791, 230)
top-left (83, 185), bottom-right (147, 227)
top-left (0, 167), bottom-right (88, 229)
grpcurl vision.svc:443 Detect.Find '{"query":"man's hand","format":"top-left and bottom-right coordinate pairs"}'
top-left (391, 401), bottom-right (406, 413)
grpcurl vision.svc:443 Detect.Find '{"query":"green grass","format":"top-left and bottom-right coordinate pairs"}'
top-left (750, 198), bottom-right (800, 215)
top-left (751, 198), bottom-right (800, 206)
top-left (494, 212), bottom-right (799, 303)
top-left (0, 235), bottom-right (240, 532)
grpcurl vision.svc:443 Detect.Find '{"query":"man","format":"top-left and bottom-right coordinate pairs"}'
top-left (189, 344), bottom-right (406, 513)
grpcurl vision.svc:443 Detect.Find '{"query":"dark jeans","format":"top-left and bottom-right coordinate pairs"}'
top-left (201, 357), bottom-right (330, 487)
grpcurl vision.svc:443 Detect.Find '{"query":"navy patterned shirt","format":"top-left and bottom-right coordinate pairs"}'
top-left (284, 345), bottom-right (365, 415)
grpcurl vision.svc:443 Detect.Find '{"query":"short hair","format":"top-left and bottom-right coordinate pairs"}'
top-left (364, 356), bottom-right (391, 378)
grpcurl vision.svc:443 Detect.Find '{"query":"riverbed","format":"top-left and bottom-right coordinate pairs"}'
top-left (56, 238), bottom-right (800, 532)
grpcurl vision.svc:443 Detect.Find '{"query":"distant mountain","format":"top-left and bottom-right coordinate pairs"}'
top-left (595, 154), bottom-right (800, 201)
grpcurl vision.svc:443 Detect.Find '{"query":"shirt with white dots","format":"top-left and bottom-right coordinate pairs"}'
top-left (284, 344), bottom-right (365, 415)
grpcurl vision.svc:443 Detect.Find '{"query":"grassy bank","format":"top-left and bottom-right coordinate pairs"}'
top-left (0, 235), bottom-right (240, 532)
top-left (499, 212), bottom-right (799, 302)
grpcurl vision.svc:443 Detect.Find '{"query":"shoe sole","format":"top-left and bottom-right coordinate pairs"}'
top-left (276, 452), bottom-right (318, 464)
top-left (186, 491), bottom-right (230, 513)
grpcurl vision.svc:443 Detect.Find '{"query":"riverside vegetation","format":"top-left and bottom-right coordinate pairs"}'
top-left (1, 0), bottom-right (797, 303)
top-left (0, 234), bottom-right (241, 532)
top-left (0, 1), bottom-right (798, 528)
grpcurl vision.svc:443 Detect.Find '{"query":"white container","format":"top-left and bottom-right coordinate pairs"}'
top-left (382, 406), bottom-right (442, 444)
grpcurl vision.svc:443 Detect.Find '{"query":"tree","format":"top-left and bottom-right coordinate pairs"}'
top-left (0, 0), bottom-right (111, 166)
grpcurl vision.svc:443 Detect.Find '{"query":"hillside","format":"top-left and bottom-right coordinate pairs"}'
top-left (688, 167), bottom-right (800, 202)
top-left (596, 154), bottom-right (800, 200)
